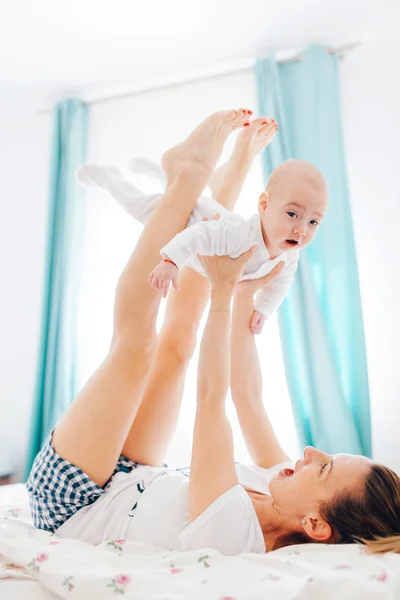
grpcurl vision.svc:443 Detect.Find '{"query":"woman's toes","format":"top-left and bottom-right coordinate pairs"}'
top-left (239, 108), bottom-right (253, 124)
top-left (260, 120), bottom-right (278, 134)
top-left (231, 108), bottom-right (253, 128)
top-left (240, 108), bottom-right (253, 120)
top-left (251, 117), bottom-right (271, 129)
top-left (236, 108), bottom-right (249, 120)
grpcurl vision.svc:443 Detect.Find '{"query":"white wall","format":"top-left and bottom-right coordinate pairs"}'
top-left (0, 91), bottom-right (51, 477)
top-left (340, 35), bottom-right (400, 472)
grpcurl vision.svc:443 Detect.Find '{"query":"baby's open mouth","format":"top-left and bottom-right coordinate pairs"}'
top-left (285, 239), bottom-right (298, 246)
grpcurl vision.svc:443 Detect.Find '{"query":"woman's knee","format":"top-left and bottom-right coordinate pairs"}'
top-left (158, 325), bottom-right (197, 364)
top-left (112, 330), bottom-right (157, 372)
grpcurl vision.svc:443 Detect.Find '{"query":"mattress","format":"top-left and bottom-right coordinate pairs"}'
top-left (1, 483), bottom-right (400, 599)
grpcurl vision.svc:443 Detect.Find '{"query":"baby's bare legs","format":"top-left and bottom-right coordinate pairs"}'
top-left (52, 109), bottom-right (249, 487)
top-left (208, 117), bottom-right (278, 209)
top-left (121, 119), bottom-right (278, 466)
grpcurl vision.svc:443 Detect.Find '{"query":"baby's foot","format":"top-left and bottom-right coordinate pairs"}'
top-left (76, 163), bottom-right (149, 219)
top-left (76, 164), bottom-right (123, 189)
top-left (161, 109), bottom-right (252, 183)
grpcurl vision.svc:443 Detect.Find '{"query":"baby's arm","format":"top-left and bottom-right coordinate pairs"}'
top-left (252, 256), bottom-right (299, 333)
top-left (149, 217), bottom-right (247, 296)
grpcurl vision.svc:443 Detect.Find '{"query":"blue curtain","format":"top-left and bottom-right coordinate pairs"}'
top-left (255, 46), bottom-right (371, 456)
top-left (24, 99), bottom-right (89, 478)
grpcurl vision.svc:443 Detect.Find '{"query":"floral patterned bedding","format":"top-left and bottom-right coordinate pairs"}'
top-left (1, 484), bottom-right (400, 599)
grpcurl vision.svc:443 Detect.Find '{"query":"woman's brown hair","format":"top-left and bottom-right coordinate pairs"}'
top-left (274, 464), bottom-right (400, 554)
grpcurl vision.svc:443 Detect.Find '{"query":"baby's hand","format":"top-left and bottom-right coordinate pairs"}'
top-left (149, 259), bottom-right (179, 298)
top-left (250, 310), bottom-right (266, 335)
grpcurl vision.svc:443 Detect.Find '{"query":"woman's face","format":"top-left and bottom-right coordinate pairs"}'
top-left (269, 446), bottom-right (372, 536)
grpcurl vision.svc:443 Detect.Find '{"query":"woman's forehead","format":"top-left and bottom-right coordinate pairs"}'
top-left (331, 454), bottom-right (372, 479)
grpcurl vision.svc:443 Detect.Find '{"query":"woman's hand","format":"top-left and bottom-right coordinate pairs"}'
top-left (235, 261), bottom-right (285, 297)
top-left (197, 247), bottom-right (257, 295)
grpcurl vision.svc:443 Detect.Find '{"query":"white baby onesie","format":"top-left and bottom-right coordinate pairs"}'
top-left (76, 159), bottom-right (299, 319)
top-left (161, 214), bottom-right (298, 319)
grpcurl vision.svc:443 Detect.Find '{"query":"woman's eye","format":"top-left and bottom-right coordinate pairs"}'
top-left (310, 220), bottom-right (319, 226)
top-left (320, 463), bottom-right (327, 473)
top-left (287, 212), bottom-right (297, 218)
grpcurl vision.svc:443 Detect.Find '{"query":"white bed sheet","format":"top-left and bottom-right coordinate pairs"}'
top-left (1, 483), bottom-right (400, 599)
top-left (0, 484), bottom-right (57, 599)
top-left (0, 580), bottom-right (57, 600)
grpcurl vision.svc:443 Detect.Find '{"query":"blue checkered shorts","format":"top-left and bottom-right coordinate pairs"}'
top-left (26, 431), bottom-right (142, 533)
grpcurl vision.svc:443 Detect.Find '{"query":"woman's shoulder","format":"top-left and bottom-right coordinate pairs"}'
top-left (177, 483), bottom-right (266, 555)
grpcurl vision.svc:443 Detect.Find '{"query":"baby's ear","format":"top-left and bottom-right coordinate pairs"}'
top-left (259, 191), bottom-right (269, 211)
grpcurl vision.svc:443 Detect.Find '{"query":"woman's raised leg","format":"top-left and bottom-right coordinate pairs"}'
top-left (120, 120), bottom-right (275, 466)
top-left (52, 109), bottom-right (249, 487)
top-left (120, 267), bottom-right (210, 465)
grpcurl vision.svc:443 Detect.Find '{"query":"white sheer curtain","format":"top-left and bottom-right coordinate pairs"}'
top-left (76, 70), bottom-right (300, 466)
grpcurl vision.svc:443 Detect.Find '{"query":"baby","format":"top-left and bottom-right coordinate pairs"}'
top-left (77, 122), bottom-right (329, 334)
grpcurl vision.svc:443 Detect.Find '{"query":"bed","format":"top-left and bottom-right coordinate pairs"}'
top-left (1, 483), bottom-right (400, 599)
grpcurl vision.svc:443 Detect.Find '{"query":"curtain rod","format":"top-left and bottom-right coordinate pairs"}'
top-left (38, 42), bottom-right (360, 115)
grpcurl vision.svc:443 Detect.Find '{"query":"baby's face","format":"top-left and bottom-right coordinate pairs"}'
top-left (259, 183), bottom-right (328, 257)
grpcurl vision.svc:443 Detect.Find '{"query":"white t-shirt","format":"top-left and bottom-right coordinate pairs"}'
top-left (56, 462), bottom-right (292, 555)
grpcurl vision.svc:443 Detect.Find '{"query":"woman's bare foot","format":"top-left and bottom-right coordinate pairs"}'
top-left (208, 117), bottom-right (278, 200)
top-left (232, 116), bottom-right (278, 162)
top-left (161, 109), bottom-right (252, 184)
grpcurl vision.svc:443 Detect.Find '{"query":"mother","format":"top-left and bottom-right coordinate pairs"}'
top-left (28, 110), bottom-right (400, 555)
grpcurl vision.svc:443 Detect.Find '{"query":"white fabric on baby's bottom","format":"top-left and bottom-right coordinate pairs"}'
top-left (55, 462), bottom-right (292, 556)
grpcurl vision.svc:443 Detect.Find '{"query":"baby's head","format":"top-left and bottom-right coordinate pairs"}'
top-left (258, 159), bottom-right (329, 257)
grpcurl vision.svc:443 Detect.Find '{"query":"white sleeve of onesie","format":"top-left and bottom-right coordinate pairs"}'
top-left (254, 253), bottom-right (299, 320)
top-left (160, 217), bottom-right (252, 269)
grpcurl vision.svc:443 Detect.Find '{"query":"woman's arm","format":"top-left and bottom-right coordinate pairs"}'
top-left (231, 276), bottom-right (292, 468)
top-left (188, 250), bottom-right (254, 523)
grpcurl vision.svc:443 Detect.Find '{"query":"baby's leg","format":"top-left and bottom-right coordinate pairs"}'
top-left (208, 117), bottom-right (278, 209)
top-left (52, 109), bottom-right (249, 487)
top-left (76, 164), bottom-right (162, 224)
top-left (77, 163), bottom-right (225, 227)
top-left (128, 157), bottom-right (167, 187)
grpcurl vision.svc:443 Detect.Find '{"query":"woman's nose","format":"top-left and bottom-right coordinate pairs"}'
top-left (303, 446), bottom-right (314, 463)
top-left (304, 446), bottom-right (330, 463)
